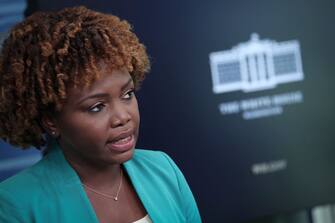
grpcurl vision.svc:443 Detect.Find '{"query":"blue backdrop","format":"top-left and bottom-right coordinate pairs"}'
top-left (1, 1), bottom-right (335, 222)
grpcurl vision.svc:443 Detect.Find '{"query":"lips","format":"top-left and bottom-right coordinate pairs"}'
top-left (112, 136), bottom-right (132, 145)
top-left (107, 132), bottom-right (135, 153)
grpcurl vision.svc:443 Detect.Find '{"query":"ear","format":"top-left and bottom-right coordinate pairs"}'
top-left (40, 114), bottom-right (60, 138)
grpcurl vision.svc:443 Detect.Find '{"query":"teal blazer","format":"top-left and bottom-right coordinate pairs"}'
top-left (0, 145), bottom-right (201, 223)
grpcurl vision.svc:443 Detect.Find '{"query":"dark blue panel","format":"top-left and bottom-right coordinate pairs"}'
top-left (17, 0), bottom-right (335, 222)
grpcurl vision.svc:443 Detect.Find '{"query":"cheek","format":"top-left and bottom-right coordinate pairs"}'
top-left (131, 99), bottom-right (140, 125)
top-left (59, 114), bottom-right (109, 143)
top-left (132, 101), bottom-right (140, 141)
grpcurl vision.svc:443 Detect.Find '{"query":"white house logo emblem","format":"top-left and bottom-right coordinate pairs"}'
top-left (209, 33), bottom-right (304, 94)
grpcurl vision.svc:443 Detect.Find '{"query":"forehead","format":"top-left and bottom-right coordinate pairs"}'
top-left (66, 67), bottom-right (132, 102)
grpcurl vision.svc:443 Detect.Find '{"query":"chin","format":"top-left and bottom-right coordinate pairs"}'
top-left (110, 147), bottom-right (135, 164)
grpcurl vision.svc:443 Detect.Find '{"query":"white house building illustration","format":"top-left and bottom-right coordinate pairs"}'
top-left (209, 33), bottom-right (304, 94)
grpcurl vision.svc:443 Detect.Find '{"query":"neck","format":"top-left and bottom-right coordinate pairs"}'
top-left (59, 144), bottom-right (122, 189)
top-left (73, 161), bottom-right (122, 189)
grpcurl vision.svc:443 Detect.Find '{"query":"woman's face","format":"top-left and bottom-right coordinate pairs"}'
top-left (53, 64), bottom-right (140, 167)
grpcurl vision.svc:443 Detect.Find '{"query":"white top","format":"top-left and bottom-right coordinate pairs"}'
top-left (132, 214), bottom-right (152, 223)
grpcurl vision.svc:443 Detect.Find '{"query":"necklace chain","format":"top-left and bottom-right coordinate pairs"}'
top-left (82, 168), bottom-right (123, 201)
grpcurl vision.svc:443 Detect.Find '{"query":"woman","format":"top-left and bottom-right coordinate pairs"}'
top-left (0, 6), bottom-right (201, 223)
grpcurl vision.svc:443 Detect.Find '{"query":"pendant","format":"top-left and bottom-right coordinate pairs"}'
top-left (114, 197), bottom-right (118, 201)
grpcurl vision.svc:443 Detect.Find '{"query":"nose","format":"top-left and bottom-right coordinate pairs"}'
top-left (110, 104), bottom-right (131, 128)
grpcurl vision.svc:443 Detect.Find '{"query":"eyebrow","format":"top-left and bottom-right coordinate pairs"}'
top-left (76, 76), bottom-right (133, 105)
top-left (121, 77), bottom-right (134, 91)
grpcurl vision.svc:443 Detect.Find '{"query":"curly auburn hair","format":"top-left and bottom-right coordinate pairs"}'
top-left (0, 6), bottom-right (150, 149)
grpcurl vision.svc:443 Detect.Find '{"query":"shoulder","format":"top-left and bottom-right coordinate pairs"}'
top-left (132, 149), bottom-right (174, 164)
top-left (0, 156), bottom-right (49, 193)
top-left (125, 148), bottom-right (188, 196)
top-left (125, 149), bottom-right (202, 222)
top-left (0, 156), bottom-right (50, 204)
top-left (129, 149), bottom-right (181, 178)
top-left (0, 157), bottom-right (52, 221)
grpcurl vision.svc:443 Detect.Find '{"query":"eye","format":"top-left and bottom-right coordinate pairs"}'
top-left (123, 89), bottom-right (135, 100)
top-left (88, 103), bottom-right (105, 113)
